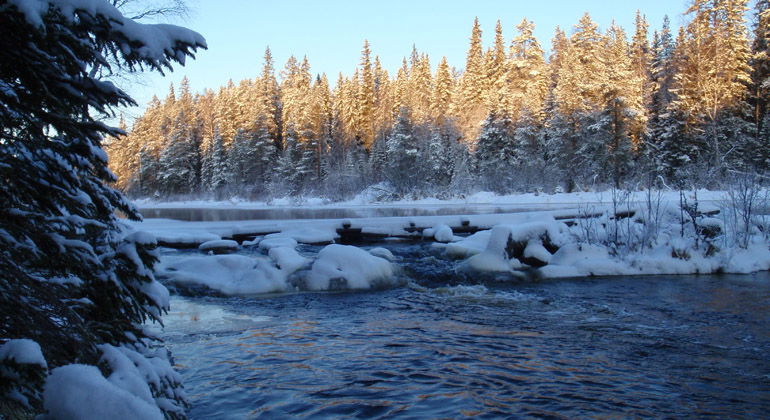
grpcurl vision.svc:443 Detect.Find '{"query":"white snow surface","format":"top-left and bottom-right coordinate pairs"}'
top-left (43, 364), bottom-right (163, 420)
top-left (423, 223), bottom-right (454, 243)
top-left (0, 338), bottom-right (47, 368)
top-left (269, 246), bottom-right (310, 273)
top-left (369, 247), bottom-right (395, 261)
top-left (198, 239), bottom-right (238, 252)
top-left (306, 244), bottom-right (396, 291)
top-left (159, 254), bottom-right (290, 295)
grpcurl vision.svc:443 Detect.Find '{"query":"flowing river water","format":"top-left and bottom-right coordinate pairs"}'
top-left (156, 242), bottom-right (770, 419)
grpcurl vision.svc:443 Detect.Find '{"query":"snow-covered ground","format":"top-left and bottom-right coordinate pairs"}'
top-left (125, 190), bottom-right (770, 296)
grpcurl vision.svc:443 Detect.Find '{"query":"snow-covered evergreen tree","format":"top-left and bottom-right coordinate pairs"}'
top-left (474, 112), bottom-right (516, 193)
top-left (158, 111), bottom-right (200, 196)
top-left (207, 128), bottom-right (229, 197)
top-left (384, 109), bottom-right (422, 194)
top-left (425, 121), bottom-right (463, 192)
top-left (0, 1), bottom-right (204, 417)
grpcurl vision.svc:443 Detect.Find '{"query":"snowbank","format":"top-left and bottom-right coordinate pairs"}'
top-left (448, 212), bottom-right (770, 280)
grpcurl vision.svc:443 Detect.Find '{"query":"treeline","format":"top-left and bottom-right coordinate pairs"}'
top-left (108, 0), bottom-right (770, 200)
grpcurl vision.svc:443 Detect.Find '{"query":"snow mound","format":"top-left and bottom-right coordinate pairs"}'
top-left (540, 243), bottom-right (632, 278)
top-left (369, 247), bottom-right (395, 261)
top-left (424, 223), bottom-right (454, 243)
top-left (0, 338), bottom-right (47, 368)
top-left (445, 230), bottom-right (491, 259)
top-left (269, 246), bottom-right (310, 273)
top-left (159, 254), bottom-right (290, 295)
top-left (306, 244), bottom-right (396, 290)
top-left (43, 364), bottom-right (163, 420)
top-left (258, 236), bottom-right (298, 252)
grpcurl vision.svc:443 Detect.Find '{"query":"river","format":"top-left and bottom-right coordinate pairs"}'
top-left (156, 243), bottom-right (770, 419)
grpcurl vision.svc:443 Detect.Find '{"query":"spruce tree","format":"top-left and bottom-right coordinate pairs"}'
top-left (385, 109), bottom-right (422, 194)
top-left (0, 1), bottom-right (204, 417)
top-left (474, 111), bottom-right (516, 193)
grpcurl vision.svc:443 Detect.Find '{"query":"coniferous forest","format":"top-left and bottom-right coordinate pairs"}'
top-left (109, 1), bottom-right (770, 201)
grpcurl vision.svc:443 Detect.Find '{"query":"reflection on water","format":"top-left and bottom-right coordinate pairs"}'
top-left (139, 205), bottom-right (566, 222)
top-left (160, 244), bottom-right (770, 419)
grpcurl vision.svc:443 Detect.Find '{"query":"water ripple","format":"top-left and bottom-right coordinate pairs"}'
top-left (162, 267), bottom-right (770, 419)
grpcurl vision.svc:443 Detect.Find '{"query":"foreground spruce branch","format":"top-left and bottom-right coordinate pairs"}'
top-left (0, 0), bottom-right (204, 418)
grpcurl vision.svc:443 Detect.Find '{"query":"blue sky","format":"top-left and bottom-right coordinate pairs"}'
top-left (123, 0), bottom-right (690, 119)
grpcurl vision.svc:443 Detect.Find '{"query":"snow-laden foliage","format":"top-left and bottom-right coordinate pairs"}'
top-left (0, 0), bottom-right (204, 417)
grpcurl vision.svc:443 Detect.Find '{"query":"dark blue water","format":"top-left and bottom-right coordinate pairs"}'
top-left (160, 245), bottom-right (770, 419)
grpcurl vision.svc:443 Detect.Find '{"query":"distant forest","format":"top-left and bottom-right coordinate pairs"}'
top-left (107, 0), bottom-right (770, 200)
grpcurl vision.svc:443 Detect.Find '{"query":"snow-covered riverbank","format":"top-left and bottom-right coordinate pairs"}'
top-left (126, 190), bottom-right (770, 296)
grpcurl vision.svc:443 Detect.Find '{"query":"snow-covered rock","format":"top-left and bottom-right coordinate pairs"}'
top-left (445, 230), bottom-right (491, 259)
top-left (258, 236), bottom-right (298, 252)
top-left (269, 246), bottom-right (310, 273)
top-left (306, 244), bottom-right (396, 290)
top-left (159, 255), bottom-right (290, 295)
top-left (369, 247), bottom-right (395, 261)
top-left (423, 223), bottom-right (454, 243)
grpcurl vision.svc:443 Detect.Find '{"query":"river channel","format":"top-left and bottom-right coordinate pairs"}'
top-left (156, 242), bottom-right (770, 419)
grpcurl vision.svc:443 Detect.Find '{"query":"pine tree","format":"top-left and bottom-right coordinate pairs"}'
top-left (751, 1), bottom-right (770, 147)
top-left (355, 40), bottom-right (376, 148)
top-left (509, 18), bottom-right (548, 121)
top-left (474, 111), bottom-right (516, 193)
top-left (408, 51), bottom-right (433, 124)
top-left (158, 111), bottom-right (200, 195)
top-left (274, 125), bottom-right (305, 195)
top-left (629, 11), bottom-right (653, 148)
top-left (207, 128), bottom-right (229, 197)
top-left (425, 123), bottom-right (463, 191)
top-left (512, 109), bottom-right (548, 190)
top-left (431, 57), bottom-right (454, 123)
top-left (385, 109), bottom-right (422, 194)
top-left (485, 20), bottom-right (508, 112)
top-left (673, 0), bottom-right (753, 169)
top-left (259, 47), bottom-right (283, 151)
top-left (453, 17), bottom-right (486, 139)
top-left (0, 1), bottom-right (204, 417)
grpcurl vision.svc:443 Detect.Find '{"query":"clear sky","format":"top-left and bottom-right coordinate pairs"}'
top-left (122, 0), bottom-right (691, 120)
